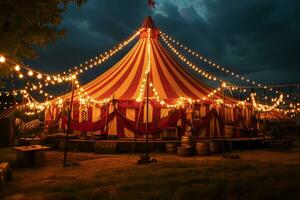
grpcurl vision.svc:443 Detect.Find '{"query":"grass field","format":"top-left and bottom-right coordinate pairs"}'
top-left (1, 141), bottom-right (300, 200)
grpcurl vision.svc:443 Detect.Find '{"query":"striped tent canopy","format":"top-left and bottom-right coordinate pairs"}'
top-left (61, 16), bottom-right (238, 105)
top-left (45, 16), bottom-right (256, 138)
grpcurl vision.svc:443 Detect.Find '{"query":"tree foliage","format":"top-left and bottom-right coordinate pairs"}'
top-left (0, 0), bottom-right (85, 75)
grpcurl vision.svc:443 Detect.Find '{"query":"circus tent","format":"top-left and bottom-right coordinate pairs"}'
top-left (44, 16), bottom-right (254, 138)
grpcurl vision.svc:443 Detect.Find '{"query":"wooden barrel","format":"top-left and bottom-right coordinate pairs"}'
top-left (181, 136), bottom-right (192, 145)
top-left (196, 142), bottom-right (210, 155)
top-left (210, 142), bottom-right (222, 154)
top-left (225, 126), bottom-right (235, 138)
top-left (181, 136), bottom-right (196, 148)
top-left (165, 143), bottom-right (177, 154)
top-left (177, 145), bottom-right (192, 156)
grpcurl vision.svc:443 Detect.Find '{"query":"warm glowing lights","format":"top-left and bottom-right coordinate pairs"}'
top-left (14, 65), bottom-right (21, 71)
top-left (37, 73), bottom-right (42, 79)
top-left (62, 30), bottom-right (140, 76)
top-left (135, 28), bottom-right (167, 106)
top-left (251, 93), bottom-right (284, 112)
top-left (137, 28), bottom-right (152, 102)
top-left (0, 55), bottom-right (5, 63)
top-left (160, 31), bottom-right (269, 89)
top-left (2, 27), bottom-right (297, 117)
top-left (27, 70), bottom-right (33, 76)
top-left (78, 86), bottom-right (111, 106)
top-left (6, 30), bottom-right (140, 93)
top-left (161, 35), bottom-right (221, 83)
top-left (215, 99), bottom-right (224, 104)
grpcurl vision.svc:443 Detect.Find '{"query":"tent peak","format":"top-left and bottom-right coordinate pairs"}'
top-left (139, 16), bottom-right (160, 39)
top-left (141, 16), bottom-right (157, 29)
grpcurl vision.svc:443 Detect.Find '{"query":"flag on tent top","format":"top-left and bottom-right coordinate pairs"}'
top-left (148, 0), bottom-right (155, 8)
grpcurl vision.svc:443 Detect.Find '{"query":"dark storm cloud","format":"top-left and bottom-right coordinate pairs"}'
top-left (28, 0), bottom-right (300, 84)
top-left (28, 0), bottom-right (148, 74)
top-left (203, 0), bottom-right (300, 73)
top-left (154, 0), bottom-right (300, 83)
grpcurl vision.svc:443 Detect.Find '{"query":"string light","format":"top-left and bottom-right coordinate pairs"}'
top-left (37, 73), bottom-right (42, 79)
top-left (14, 65), bottom-right (20, 71)
top-left (8, 30), bottom-right (141, 86)
top-left (27, 70), bottom-right (33, 76)
top-left (3, 27), bottom-right (297, 116)
top-left (251, 93), bottom-right (284, 112)
top-left (2, 29), bottom-right (246, 111)
top-left (78, 87), bottom-right (111, 106)
top-left (160, 31), bottom-right (268, 89)
top-left (160, 32), bottom-right (292, 101)
top-left (0, 55), bottom-right (5, 63)
top-left (162, 37), bottom-right (222, 83)
top-left (135, 28), bottom-right (166, 106)
top-left (134, 30), bottom-right (243, 109)
top-left (137, 28), bottom-right (153, 102)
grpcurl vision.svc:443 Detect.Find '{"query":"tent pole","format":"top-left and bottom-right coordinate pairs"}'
top-left (145, 70), bottom-right (149, 158)
top-left (136, 100), bottom-right (143, 140)
top-left (105, 103), bottom-right (108, 134)
top-left (63, 78), bottom-right (75, 167)
top-left (137, 60), bottom-right (157, 164)
top-left (222, 86), bottom-right (226, 157)
top-left (137, 26), bottom-right (157, 164)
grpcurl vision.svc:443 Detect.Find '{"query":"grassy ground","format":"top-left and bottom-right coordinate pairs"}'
top-left (1, 141), bottom-right (300, 200)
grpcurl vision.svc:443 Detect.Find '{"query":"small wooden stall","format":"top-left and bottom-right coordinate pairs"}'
top-left (12, 145), bottom-right (50, 167)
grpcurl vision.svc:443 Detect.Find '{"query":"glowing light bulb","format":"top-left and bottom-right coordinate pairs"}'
top-left (15, 65), bottom-right (21, 71)
top-left (28, 70), bottom-right (33, 76)
top-left (0, 56), bottom-right (5, 63)
top-left (37, 74), bottom-right (42, 79)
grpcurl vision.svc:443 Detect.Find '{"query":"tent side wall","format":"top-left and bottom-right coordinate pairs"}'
top-left (44, 101), bottom-right (254, 139)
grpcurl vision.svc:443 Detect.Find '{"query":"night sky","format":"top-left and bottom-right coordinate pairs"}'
top-left (28, 0), bottom-right (300, 86)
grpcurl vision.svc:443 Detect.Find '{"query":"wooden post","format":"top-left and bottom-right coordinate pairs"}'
top-left (222, 85), bottom-right (226, 156)
top-left (145, 70), bottom-right (149, 158)
top-left (63, 79), bottom-right (75, 167)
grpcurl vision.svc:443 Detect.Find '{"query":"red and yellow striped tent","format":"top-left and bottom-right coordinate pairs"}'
top-left (45, 16), bottom-right (254, 138)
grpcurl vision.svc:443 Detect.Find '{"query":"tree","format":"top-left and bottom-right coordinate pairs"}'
top-left (0, 0), bottom-right (85, 76)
